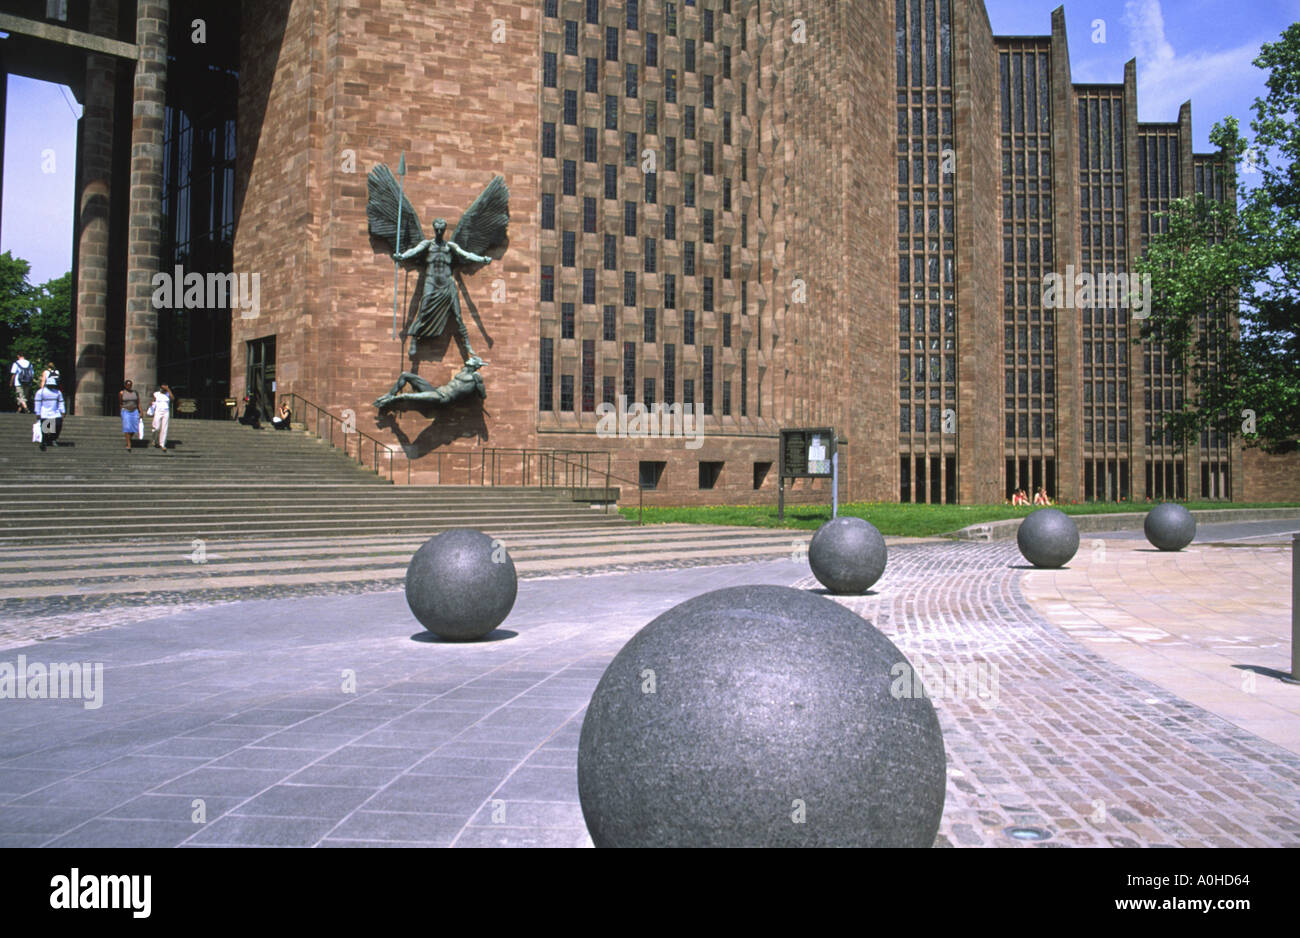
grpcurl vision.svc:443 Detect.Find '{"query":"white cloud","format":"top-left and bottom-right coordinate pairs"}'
top-left (1121, 0), bottom-right (1262, 122)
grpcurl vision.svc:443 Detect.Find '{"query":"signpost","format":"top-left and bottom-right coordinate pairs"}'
top-left (777, 427), bottom-right (837, 521)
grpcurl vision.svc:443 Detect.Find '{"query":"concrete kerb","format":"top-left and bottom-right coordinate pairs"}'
top-left (950, 507), bottom-right (1300, 542)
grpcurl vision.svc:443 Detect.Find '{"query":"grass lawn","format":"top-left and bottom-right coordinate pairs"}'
top-left (617, 500), bottom-right (1300, 538)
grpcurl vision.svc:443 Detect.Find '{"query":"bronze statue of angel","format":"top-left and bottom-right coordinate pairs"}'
top-left (367, 167), bottom-right (509, 358)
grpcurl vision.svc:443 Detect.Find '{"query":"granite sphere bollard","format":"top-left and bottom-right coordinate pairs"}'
top-left (404, 528), bottom-right (517, 640)
top-left (1144, 502), bottom-right (1197, 551)
top-left (1016, 507), bottom-right (1080, 568)
top-left (807, 516), bottom-right (888, 595)
top-left (577, 585), bottom-right (947, 847)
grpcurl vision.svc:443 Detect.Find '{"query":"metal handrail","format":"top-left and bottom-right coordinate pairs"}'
top-left (278, 394), bottom-right (645, 520)
top-left (282, 393), bottom-right (410, 484)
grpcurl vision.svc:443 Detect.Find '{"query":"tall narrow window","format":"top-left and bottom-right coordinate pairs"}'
top-left (584, 57), bottom-right (597, 92)
top-left (663, 344), bottom-right (676, 405)
top-left (544, 52), bottom-right (558, 88)
top-left (623, 341), bottom-right (636, 404)
top-left (626, 63), bottom-right (638, 98)
top-left (703, 346), bottom-right (715, 415)
top-left (582, 340), bottom-right (596, 412)
top-left (539, 338), bottom-right (555, 410)
top-left (541, 193), bottom-right (555, 230)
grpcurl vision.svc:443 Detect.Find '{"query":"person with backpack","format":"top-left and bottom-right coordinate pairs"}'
top-left (10, 355), bottom-right (33, 413)
top-left (33, 373), bottom-right (65, 451)
top-left (39, 361), bottom-right (59, 389)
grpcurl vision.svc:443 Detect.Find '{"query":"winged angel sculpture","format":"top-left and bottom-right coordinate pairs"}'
top-left (366, 166), bottom-right (509, 411)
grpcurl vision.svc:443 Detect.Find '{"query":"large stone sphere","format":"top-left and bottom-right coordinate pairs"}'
top-left (1144, 503), bottom-right (1196, 551)
top-left (807, 516), bottom-right (888, 594)
top-left (1016, 507), bottom-right (1079, 568)
top-left (577, 585), bottom-right (946, 847)
top-left (404, 528), bottom-right (517, 640)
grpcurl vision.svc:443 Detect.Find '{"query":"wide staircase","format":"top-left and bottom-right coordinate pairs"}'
top-left (0, 413), bottom-right (805, 608)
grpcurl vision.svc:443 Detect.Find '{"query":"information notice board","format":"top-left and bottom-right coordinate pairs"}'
top-left (779, 428), bottom-right (835, 478)
top-left (778, 427), bottom-right (837, 520)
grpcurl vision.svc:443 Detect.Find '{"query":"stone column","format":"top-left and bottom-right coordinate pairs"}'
top-left (73, 0), bottom-right (120, 415)
top-left (122, 0), bottom-right (168, 388)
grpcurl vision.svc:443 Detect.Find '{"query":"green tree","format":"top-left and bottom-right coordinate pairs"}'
top-left (0, 252), bottom-right (72, 409)
top-left (1136, 24), bottom-right (1300, 454)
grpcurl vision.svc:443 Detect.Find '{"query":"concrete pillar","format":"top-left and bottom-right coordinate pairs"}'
top-left (74, 0), bottom-right (120, 415)
top-left (122, 0), bottom-right (168, 388)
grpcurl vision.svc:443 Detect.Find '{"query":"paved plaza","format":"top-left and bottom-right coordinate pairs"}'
top-left (0, 529), bottom-right (1296, 848)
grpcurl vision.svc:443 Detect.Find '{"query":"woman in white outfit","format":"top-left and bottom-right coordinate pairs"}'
top-left (150, 384), bottom-right (175, 450)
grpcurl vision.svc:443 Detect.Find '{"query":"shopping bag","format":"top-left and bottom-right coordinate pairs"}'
top-left (31, 421), bottom-right (41, 443)
top-left (137, 419), bottom-right (144, 440)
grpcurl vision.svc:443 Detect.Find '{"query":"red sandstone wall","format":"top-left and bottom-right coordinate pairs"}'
top-left (1242, 447), bottom-right (1300, 502)
top-left (235, 0), bottom-right (541, 469)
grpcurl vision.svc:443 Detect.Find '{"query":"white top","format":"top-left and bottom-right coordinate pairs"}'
top-left (34, 387), bottom-right (64, 419)
top-left (153, 391), bottom-right (172, 415)
top-left (10, 359), bottom-right (28, 386)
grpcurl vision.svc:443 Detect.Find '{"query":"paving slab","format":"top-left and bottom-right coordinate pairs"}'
top-left (0, 544), bottom-right (1296, 848)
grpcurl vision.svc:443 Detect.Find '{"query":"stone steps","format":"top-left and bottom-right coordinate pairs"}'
top-left (0, 524), bottom-right (807, 601)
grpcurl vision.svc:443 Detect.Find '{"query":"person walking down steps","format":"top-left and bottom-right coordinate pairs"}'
top-left (120, 380), bottom-right (142, 451)
top-left (33, 373), bottom-right (65, 452)
top-left (149, 384), bottom-right (174, 451)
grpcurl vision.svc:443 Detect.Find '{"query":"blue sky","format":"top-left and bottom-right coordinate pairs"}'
top-left (2, 0), bottom-right (1297, 284)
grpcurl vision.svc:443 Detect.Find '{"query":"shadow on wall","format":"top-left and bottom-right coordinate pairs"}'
top-left (377, 402), bottom-right (489, 458)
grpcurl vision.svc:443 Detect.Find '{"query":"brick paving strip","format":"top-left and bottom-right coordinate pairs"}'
top-left (0, 542), bottom-right (1296, 847)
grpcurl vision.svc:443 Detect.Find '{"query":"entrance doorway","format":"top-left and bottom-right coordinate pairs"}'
top-left (245, 335), bottom-right (276, 422)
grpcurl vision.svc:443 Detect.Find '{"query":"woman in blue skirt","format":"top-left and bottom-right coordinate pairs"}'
top-left (119, 380), bottom-right (141, 451)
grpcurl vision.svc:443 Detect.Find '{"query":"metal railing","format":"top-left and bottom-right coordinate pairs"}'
top-left (280, 394), bottom-right (645, 521)
top-left (284, 393), bottom-right (411, 484)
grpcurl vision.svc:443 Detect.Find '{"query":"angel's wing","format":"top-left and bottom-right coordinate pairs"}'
top-left (367, 164), bottom-right (424, 252)
top-left (452, 175), bottom-right (510, 260)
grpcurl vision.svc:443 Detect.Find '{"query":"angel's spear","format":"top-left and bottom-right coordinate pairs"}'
top-left (392, 151), bottom-right (406, 340)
